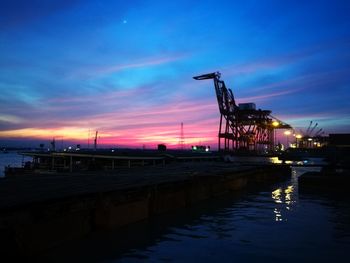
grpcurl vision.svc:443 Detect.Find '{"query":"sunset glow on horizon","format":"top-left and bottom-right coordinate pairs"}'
top-left (1, 0), bottom-right (349, 149)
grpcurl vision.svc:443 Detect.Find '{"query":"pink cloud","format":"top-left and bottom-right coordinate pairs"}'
top-left (1, 96), bottom-right (220, 149)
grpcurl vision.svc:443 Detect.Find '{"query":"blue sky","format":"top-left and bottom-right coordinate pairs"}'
top-left (0, 0), bottom-right (349, 148)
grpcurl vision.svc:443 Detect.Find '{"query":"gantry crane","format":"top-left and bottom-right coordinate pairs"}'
top-left (193, 72), bottom-right (291, 153)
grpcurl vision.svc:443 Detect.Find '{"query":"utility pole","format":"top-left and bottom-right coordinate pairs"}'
top-left (94, 131), bottom-right (98, 151)
top-left (50, 137), bottom-right (56, 151)
top-left (179, 122), bottom-right (185, 150)
top-left (87, 129), bottom-right (90, 149)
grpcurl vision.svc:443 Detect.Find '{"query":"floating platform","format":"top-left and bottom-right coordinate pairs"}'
top-left (6, 150), bottom-right (222, 175)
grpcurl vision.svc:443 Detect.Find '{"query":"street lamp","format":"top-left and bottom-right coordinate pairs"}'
top-left (295, 134), bottom-right (302, 148)
top-left (272, 121), bottom-right (279, 127)
top-left (272, 121), bottom-right (279, 150)
top-left (307, 137), bottom-right (313, 148)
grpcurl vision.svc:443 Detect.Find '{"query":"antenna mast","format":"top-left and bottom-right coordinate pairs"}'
top-left (94, 131), bottom-right (98, 151)
top-left (87, 129), bottom-right (90, 149)
top-left (179, 122), bottom-right (185, 150)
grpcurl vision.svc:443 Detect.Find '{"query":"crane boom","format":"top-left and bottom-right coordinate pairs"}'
top-left (193, 72), bottom-right (291, 152)
top-left (306, 121), bottom-right (313, 134)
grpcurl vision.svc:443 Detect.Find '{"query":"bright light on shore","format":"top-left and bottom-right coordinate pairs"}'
top-left (272, 121), bottom-right (279, 127)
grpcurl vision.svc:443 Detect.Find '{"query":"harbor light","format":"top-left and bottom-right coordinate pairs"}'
top-left (284, 130), bottom-right (292, 148)
top-left (284, 130), bottom-right (291, 136)
top-left (295, 134), bottom-right (302, 148)
top-left (272, 121), bottom-right (279, 127)
top-left (192, 145), bottom-right (210, 152)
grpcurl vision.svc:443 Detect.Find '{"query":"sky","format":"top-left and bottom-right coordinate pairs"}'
top-left (0, 0), bottom-right (349, 149)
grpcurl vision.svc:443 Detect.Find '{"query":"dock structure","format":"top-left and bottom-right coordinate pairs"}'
top-left (16, 150), bottom-right (222, 174)
top-left (0, 161), bottom-right (290, 258)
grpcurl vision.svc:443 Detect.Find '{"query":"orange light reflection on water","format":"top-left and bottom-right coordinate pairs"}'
top-left (271, 185), bottom-right (296, 222)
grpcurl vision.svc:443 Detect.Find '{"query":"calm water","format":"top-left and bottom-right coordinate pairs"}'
top-left (0, 152), bottom-right (32, 177)
top-left (37, 166), bottom-right (350, 263)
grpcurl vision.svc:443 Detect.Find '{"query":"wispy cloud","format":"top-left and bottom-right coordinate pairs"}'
top-left (69, 54), bottom-right (187, 79)
top-left (237, 89), bottom-right (303, 103)
top-left (0, 114), bottom-right (24, 124)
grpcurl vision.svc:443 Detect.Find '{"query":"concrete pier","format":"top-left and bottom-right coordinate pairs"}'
top-left (0, 162), bottom-right (290, 258)
top-left (298, 166), bottom-right (350, 192)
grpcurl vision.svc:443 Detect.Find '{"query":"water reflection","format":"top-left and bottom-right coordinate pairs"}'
top-left (270, 166), bottom-right (322, 223)
top-left (285, 185), bottom-right (294, 205)
top-left (271, 185), bottom-right (295, 221)
top-left (269, 157), bottom-right (282, 164)
top-left (282, 157), bottom-right (327, 166)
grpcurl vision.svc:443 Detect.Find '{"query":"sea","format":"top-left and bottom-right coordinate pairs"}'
top-left (0, 151), bottom-right (32, 177)
top-left (1, 153), bottom-right (349, 262)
